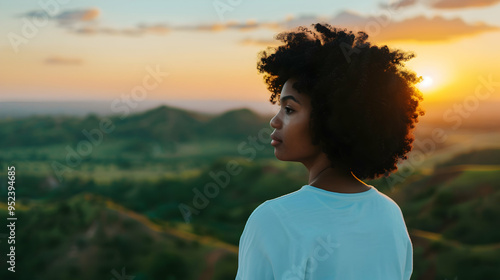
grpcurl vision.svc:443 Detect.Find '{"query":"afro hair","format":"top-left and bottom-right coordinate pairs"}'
top-left (257, 23), bottom-right (425, 180)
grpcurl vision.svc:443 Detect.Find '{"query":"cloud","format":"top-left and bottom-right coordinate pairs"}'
top-left (184, 20), bottom-right (260, 32)
top-left (239, 38), bottom-right (281, 47)
top-left (54, 8), bottom-right (99, 25)
top-left (379, 0), bottom-right (418, 9)
top-left (239, 10), bottom-right (499, 45)
top-left (138, 24), bottom-right (170, 34)
top-left (71, 19), bottom-right (277, 37)
top-left (26, 6), bottom-right (497, 43)
top-left (283, 10), bottom-right (499, 42)
top-left (430, 0), bottom-right (500, 9)
top-left (44, 56), bottom-right (83, 65)
top-left (379, 0), bottom-right (500, 10)
top-left (373, 15), bottom-right (499, 41)
top-left (20, 8), bottom-right (100, 26)
top-left (74, 26), bottom-right (143, 36)
top-left (72, 23), bottom-right (170, 37)
top-left (172, 19), bottom-right (280, 32)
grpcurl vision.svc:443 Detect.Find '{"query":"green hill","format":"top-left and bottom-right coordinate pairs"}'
top-left (389, 149), bottom-right (500, 279)
top-left (1, 105), bottom-right (499, 279)
top-left (0, 192), bottom-right (238, 280)
top-left (0, 105), bottom-right (270, 148)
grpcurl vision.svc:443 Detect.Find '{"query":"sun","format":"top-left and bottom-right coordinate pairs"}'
top-left (419, 76), bottom-right (434, 88)
top-left (405, 57), bottom-right (455, 100)
top-left (416, 75), bottom-right (437, 94)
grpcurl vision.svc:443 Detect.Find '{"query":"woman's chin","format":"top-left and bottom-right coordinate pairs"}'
top-left (273, 151), bottom-right (283, 160)
top-left (273, 151), bottom-right (289, 161)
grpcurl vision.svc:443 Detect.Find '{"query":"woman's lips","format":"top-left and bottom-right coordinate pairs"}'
top-left (270, 134), bottom-right (282, 146)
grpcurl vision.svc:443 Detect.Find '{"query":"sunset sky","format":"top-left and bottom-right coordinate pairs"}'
top-left (1, 0), bottom-right (500, 114)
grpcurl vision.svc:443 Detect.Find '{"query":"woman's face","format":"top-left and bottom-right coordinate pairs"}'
top-left (270, 78), bottom-right (322, 163)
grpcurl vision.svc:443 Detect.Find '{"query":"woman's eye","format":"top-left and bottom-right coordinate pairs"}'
top-left (285, 107), bottom-right (294, 114)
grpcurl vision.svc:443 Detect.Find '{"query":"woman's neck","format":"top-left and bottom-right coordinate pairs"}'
top-left (305, 156), bottom-right (370, 193)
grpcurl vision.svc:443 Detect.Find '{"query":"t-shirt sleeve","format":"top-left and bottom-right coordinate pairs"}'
top-left (403, 237), bottom-right (413, 280)
top-left (236, 201), bottom-right (287, 280)
top-left (389, 197), bottom-right (413, 280)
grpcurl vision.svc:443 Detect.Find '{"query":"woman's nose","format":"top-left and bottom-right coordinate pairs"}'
top-left (270, 113), bottom-right (281, 129)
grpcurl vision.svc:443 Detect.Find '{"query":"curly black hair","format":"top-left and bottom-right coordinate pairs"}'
top-left (257, 23), bottom-right (425, 180)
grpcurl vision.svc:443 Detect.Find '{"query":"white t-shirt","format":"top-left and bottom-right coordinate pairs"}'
top-left (236, 184), bottom-right (412, 280)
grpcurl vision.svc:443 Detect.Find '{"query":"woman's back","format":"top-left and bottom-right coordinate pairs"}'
top-left (236, 184), bottom-right (412, 280)
top-left (241, 22), bottom-right (423, 279)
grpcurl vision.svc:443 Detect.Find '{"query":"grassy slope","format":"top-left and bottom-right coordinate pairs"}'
top-left (389, 150), bottom-right (500, 279)
top-left (1, 106), bottom-right (500, 279)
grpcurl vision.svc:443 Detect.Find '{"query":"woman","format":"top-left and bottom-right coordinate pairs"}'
top-left (236, 23), bottom-right (424, 280)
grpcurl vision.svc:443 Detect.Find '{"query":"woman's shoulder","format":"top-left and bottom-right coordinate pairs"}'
top-left (249, 186), bottom-right (322, 226)
top-left (246, 187), bottom-right (306, 223)
top-left (372, 189), bottom-right (406, 215)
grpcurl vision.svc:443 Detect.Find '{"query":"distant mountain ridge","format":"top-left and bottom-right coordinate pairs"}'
top-left (0, 104), bottom-right (272, 147)
top-left (0, 100), bottom-right (277, 119)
